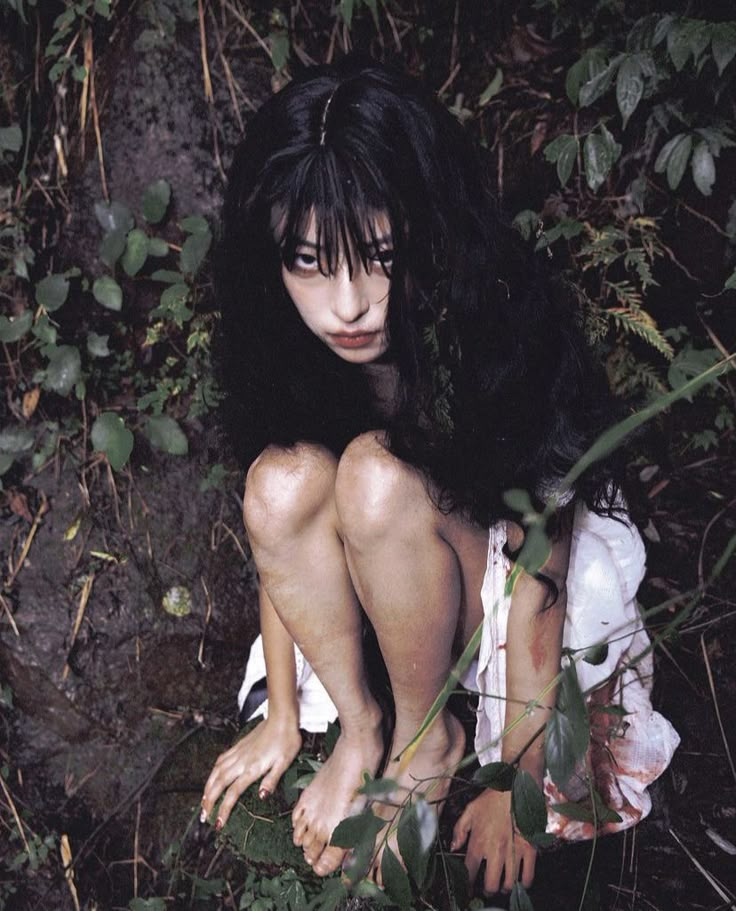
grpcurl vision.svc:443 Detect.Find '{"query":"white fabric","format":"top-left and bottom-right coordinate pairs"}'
top-left (238, 505), bottom-right (679, 839)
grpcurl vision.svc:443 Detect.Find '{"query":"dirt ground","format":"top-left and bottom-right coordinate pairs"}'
top-left (1, 10), bottom-right (735, 911)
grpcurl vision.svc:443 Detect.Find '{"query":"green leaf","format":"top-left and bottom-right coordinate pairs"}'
top-left (141, 179), bottom-right (171, 224)
top-left (44, 345), bottom-right (81, 395)
top-left (668, 345), bottom-right (721, 399)
top-left (94, 0), bottom-right (111, 18)
top-left (566, 49), bottom-right (607, 106)
top-left (516, 522), bottom-right (550, 579)
top-left (381, 845), bottom-right (413, 908)
top-left (472, 761), bottom-right (516, 791)
top-left (712, 23), bottom-right (736, 75)
top-left (180, 215), bottom-right (210, 235)
top-left (269, 31), bottom-right (290, 71)
top-left (180, 231), bottom-right (211, 275)
top-left (144, 415), bottom-right (188, 456)
top-left (725, 268), bottom-right (736, 290)
top-left (330, 808), bottom-right (385, 849)
top-left (578, 57), bottom-right (620, 107)
top-left (93, 276), bottom-right (123, 311)
top-left (87, 332), bottom-right (110, 357)
top-left (479, 68), bottom-right (503, 105)
top-left (32, 315), bottom-right (57, 345)
top-left (616, 56), bottom-right (644, 128)
top-left (147, 237), bottom-right (169, 257)
top-left (691, 141), bottom-right (716, 196)
top-left (583, 133), bottom-right (612, 192)
top-left (357, 776), bottom-right (399, 799)
top-left (0, 427), bottom-right (34, 453)
top-left (91, 412), bottom-right (134, 471)
top-left (510, 881), bottom-right (536, 911)
top-left (654, 133), bottom-right (686, 174)
top-left (544, 662), bottom-right (589, 789)
top-left (0, 453), bottom-right (14, 475)
top-left (94, 200), bottom-right (134, 234)
top-left (667, 20), bottom-right (692, 71)
top-left (503, 488), bottom-right (536, 517)
top-left (99, 228), bottom-right (127, 268)
top-left (582, 642), bottom-right (609, 665)
top-left (339, 0), bottom-right (354, 28)
top-left (35, 274), bottom-right (69, 312)
top-left (0, 310), bottom-right (33, 343)
top-left (397, 798), bottom-right (436, 888)
top-left (122, 228), bottom-right (149, 276)
top-left (151, 269), bottom-right (184, 283)
top-left (665, 134), bottom-right (692, 190)
top-left (549, 800), bottom-right (595, 822)
top-left (511, 770), bottom-right (547, 842)
top-left (0, 124), bottom-right (22, 153)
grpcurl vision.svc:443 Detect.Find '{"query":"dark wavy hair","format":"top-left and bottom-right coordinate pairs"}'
top-left (216, 55), bottom-right (620, 526)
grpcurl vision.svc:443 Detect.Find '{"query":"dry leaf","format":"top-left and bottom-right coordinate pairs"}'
top-left (22, 387), bottom-right (40, 419)
top-left (8, 490), bottom-right (33, 523)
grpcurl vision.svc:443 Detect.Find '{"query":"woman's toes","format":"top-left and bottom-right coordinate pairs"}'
top-left (313, 845), bottom-right (345, 877)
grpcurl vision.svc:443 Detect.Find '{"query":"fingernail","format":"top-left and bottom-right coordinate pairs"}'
top-left (199, 808), bottom-right (207, 824)
top-left (215, 817), bottom-right (223, 831)
top-left (258, 787), bottom-right (270, 800)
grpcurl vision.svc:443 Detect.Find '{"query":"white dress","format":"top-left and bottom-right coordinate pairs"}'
top-left (237, 505), bottom-right (680, 840)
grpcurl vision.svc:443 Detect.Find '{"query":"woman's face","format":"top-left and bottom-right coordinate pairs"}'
top-left (280, 213), bottom-right (392, 364)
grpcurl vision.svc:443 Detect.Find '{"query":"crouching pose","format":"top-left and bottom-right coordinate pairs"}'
top-left (201, 56), bottom-right (679, 893)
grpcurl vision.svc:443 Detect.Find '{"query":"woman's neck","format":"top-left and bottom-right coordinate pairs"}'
top-left (362, 361), bottom-right (400, 421)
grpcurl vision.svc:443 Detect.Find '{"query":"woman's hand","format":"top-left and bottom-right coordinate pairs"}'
top-left (201, 715), bottom-right (302, 829)
top-left (451, 789), bottom-right (537, 894)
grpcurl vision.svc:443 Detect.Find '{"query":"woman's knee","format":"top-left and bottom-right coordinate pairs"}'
top-left (335, 432), bottom-right (428, 543)
top-left (244, 443), bottom-right (338, 548)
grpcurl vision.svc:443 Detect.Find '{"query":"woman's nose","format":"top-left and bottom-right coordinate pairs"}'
top-left (330, 265), bottom-right (370, 323)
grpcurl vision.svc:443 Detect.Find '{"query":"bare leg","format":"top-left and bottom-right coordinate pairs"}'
top-left (335, 433), bottom-right (489, 875)
top-left (244, 444), bottom-right (384, 876)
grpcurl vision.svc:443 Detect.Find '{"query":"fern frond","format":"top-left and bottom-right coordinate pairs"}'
top-left (607, 307), bottom-right (675, 360)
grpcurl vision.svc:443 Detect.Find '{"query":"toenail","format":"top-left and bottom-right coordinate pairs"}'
top-left (215, 817), bottom-right (223, 831)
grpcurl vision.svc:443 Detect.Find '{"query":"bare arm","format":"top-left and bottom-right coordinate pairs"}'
top-left (453, 522), bottom-right (571, 893)
top-left (201, 584), bottom-right (302, 829)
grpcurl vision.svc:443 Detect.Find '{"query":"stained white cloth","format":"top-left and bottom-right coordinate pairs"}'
top-left (238, 505), bottom-right (680, 839)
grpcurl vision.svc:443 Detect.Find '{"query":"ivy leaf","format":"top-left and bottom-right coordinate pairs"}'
top-left (87, 332), bottom-right (110, 357)
top-left (180, 231), bottom-right (211, 276)
top-left (654, 133), bottom-right (686, 175)
top-left (565, 49), bottom-right (607, 106)
top-left (180, 215), bottom-right (210, 235)
top-left (667, 19), bottom-right (693, 71)
top-left (511, 770), bottom-right (548, 842)
top-left (545, 662), bottom-right (589, 789)
top-left (0, 310), bottom-right (33, 343)
top-left (665, 134), bottom-right (693, 190)
top-left (151, 269), bottom-right (184, 283)
top-left (472, 761), bottom-right (516, 791)
top-left (578, 56), bottom-right (620, 107)
top-left (381, 845), bottom-right (413, 909)
top-left (99, 228), bottom-right (127, 268)
top-left (0, 427), bottom-right (34, 453)
top-left (269, 31), bottom-right (290, 71)
top-left (479, 68), bottom-right (504, 106)
top-left (147, 237), bottom-right (169, 257)
top-left (543, 133), bottom-right (578, 187)
top-left (691, 141), bottom-right (716, 196)
top-left (93, 276), bottom-right (123, 311)
top-left (141, 178), bottom-right (171, 224)
top-left (94, 200), bottom-right (134, 234)
top-left (616, 55), bottom-right (644, 128)
top-left (582, 642), bottom-right (609, 665)
top-left (0, 124), bottom-right (22, 154)
top-left (91, 412), bottom-right (134, 471)
top-left (36, 274), bottom-right (69, 312)
top-left (144, 415), bottom-right (188, 456)
top-left (122, 228), bottom-right (149, 276)
top-left (44, 345), bottom-right (81, 396)
top-left (510, 881), bottom-right (536, 911)
top-left (583, 132), bottom-right (612, 192)
top-left (550, 800), bottom-right (596, 822)
top-left (331, 808), bottom-right (385, 848)
top-left (397, 798), bottom-right (436, 888)
top-left (712, 23), bottom-right (736, 75)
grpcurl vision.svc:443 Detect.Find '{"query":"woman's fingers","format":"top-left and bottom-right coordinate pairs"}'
top-left (450, 809), bottom-right (471, 852)
top-left (520, 844), bottom-right (536, 888)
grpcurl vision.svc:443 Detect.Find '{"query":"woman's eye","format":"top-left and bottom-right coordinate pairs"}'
top-left (293, 252), bottom-right (319, 271)
top-left (369, 249), bottom-right (393, 271)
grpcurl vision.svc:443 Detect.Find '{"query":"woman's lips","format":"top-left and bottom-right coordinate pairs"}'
top-left (328, 332), bottom-right (379, 349)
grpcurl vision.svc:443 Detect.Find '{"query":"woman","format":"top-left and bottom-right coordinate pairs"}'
top-left (200, 55), bottom-right (678, 894)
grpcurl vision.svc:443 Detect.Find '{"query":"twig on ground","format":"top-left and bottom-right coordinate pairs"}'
top-left (0, 592), bottom-right (19, 637)
top-left (60, 833), bottom-right (81, 911)
top-left (669, 828), bottom-right (736, 909)
top-left (197, 576), bottom-right (213, 668)
top-left (3, 492), bottom-right (48, 592)
top-left (700, 634), bottom-right (736, 786)
top-left (198, 0), bottom-right (214, 104)
top-left (0, 773), bottom-right (31, 855)
top-left (63, 573), bottom-right (95, 681)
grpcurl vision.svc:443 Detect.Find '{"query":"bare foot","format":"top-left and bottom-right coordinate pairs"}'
top-left (292, 707), bottom-right (384, 876)
top-left (370, 710), bottom-right (466, 884)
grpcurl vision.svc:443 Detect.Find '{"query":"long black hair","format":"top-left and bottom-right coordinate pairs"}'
top-left (216, 55), bottom-right (619, 526)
